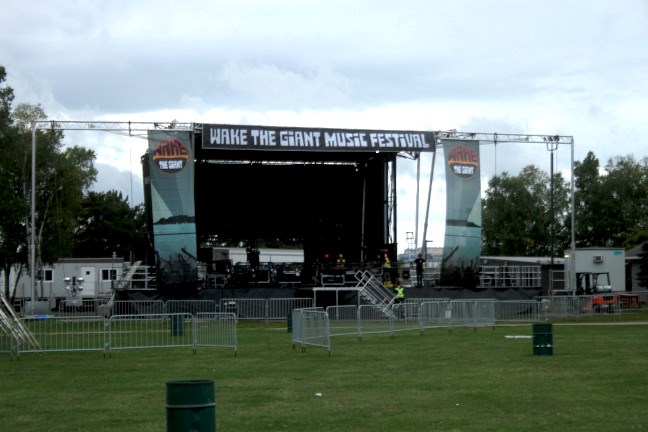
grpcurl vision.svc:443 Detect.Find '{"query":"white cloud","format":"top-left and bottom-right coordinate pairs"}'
top-left (2, 0), bottom-right (648, 253)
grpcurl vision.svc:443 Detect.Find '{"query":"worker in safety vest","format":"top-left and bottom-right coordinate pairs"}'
top-left (382, 253), bottom-right (391, 269)
top-left (382, 253), bottom-right (392, 286)
top-left (394, 279), bottom-right (405, 303)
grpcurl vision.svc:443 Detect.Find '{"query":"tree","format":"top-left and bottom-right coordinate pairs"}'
top-left (482, 165), bottom-right (569, 256)
top-left (599, 155), bottom-right (648, 248)
top-left (637, 242), bottom-right (648, 289)
top-left (0, 66), bottom-right (97, 300)
top-left (73, 190), bottom-right (148, 261)
top-left (574, 152), bottom-right (648, 248)
top-left (483, 151), bottom-right (648, 258)
top-left (573, 151), bottom-right (603, 247)
top-left (0, 67), bottom-right (27, 300)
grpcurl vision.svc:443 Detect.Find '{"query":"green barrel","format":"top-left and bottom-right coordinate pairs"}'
top-left (532, 323), bottom-right (553, 356)
top-left (166, 380), bottom-right (216, 432)
top-left (171, 315), bottom-right (184, 336)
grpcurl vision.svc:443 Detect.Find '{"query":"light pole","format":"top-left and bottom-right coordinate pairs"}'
top-left (30, 121), bottom-right (36, 314)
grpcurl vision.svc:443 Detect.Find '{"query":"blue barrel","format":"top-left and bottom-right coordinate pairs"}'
top-left (166, 380), bottom-right (216, 431)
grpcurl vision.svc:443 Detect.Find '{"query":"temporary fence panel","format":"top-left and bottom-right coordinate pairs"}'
top-left (266, 298), bottom-right (313, 321)
top-left (301, 309), bottom-right (330, 353)
top-left (17, 316), bottom-right (105, 355)
top-left (391, 302), bottom-right (420, 333)
top-left (418, 299), bottom-right (452, 331)
top-left (326, 305), bottom-right (359, 337)
top-left (291, 307), bottom-right (328, 350)
top-left (106, 313), bottom-right (194, 355)
top-left (1, 292), bottom-right (40, 352)
top-left (57, 298), bottom-right (110, 316)
top-left (448, 300), bottom-right (496, 329)
top-left (448, 301), bottom-right (470, 328)
top-left (358, 304), bottom-right (394, 338)
top-left (0, 315), bottom-right (16, 357)
top-left (472, 299), bottom-right (497, 328)
top-left (218, 298), bottom-right (266, 320)
top-left (112, 300), bottom-right (165, 316)
top-left (495, 300), bottom-right (541, 323)
top-left (194, 312), bottom-right (238, 353)
top-left (291, 309), bottom-right (305, 346)
top-left (0, 324), bottom-right (13, 358)
top-left (165, 300), bottom-right (219, 315)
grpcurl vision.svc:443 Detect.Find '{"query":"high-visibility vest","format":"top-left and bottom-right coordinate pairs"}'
top-left (395, 287), bottom-right (405, 299)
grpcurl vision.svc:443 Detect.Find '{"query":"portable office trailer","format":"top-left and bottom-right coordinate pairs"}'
top-left (2, 257), bottom-right (124, 312)
top-left (564, 247), bottom-right (626, 293)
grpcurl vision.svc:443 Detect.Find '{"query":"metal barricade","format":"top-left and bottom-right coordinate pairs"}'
top-left (448, 299), bottom-right (496, 329)
top-left (358, 304), bottom-right (394, 338)
top-left (266, 298), bottom-right (313, 321)
top-left (106, 313), bottom-right (194, 355)
top-left (291, 307), bottom-right (329, 353)
top-left (17, 315), bottom-right (105, 355)
top-left (165, 300), bottom-right (219, 316)
top-left (391, 302), bottom-right (420, 333)
top-left (195, 312), bottom-right (238, 353)
top-left (495, 300), bottom-right (541, 323)
top-left (326, 305), bottom-right (359, 337)
top-left (418, 299), bottom-right (452, 331)
top-left (112, 300), bottom-right (165, 316)
top-left (218, 298), bottom-right (266, 320)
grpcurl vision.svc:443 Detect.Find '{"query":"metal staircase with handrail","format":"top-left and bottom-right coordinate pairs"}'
top-left (0, 290), bottom-right (40, 351)
top-left (353, 269), bottom-right (397, 318)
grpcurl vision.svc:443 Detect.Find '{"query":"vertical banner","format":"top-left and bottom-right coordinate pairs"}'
top-left (147, 130), bottom-right (198, 289)
top-left (440, 139), bottom-right (482, 286)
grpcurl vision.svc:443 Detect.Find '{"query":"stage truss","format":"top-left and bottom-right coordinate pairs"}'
top-left (431, 129), bottom-right (576, 295)
top-left (27, 121), bottom-right (577, 307)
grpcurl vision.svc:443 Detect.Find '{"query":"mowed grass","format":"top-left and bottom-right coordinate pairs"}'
top-left (1, 313), bottom-right (648, 432)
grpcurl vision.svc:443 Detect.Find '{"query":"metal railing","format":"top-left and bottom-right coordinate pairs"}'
top-left (5, 312), bottom-right (238, 359)
top-left (291, 307), bottom-right (330, 353)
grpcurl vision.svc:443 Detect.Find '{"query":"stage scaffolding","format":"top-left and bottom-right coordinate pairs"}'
top-left (27, 121), bottom-right (576, 311)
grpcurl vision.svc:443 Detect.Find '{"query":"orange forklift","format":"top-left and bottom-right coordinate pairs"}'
top-left (577, 272), bottom-right (619, 313)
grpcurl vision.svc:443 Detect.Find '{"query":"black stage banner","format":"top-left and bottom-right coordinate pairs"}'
top-left (202, 124), bottom-right (435, 152)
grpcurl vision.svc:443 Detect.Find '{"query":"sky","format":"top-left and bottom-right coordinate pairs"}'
top-left (1, 0), bottom-right (647, 254)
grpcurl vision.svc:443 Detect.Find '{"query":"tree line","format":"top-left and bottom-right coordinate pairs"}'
top-left (482, 152), bottom-right (648, 255)
top-left (481, 150), bottom-right (648, 288)
top-left (0, 66), bottom-right (147, 300)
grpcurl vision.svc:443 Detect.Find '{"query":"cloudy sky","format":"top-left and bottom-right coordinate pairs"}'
top-left (2, 0), bottom-right (647, 253)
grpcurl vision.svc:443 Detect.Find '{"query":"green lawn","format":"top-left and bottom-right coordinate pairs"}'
top-left (1, 313), bottom-right (648, 432)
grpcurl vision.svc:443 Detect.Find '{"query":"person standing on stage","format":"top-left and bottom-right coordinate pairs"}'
top-left (414, 253), bottom-right (426, 288)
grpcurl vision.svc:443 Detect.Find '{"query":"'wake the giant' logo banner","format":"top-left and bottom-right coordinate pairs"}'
top-left (147, 130), bottom-right (198, 289)
top-left (202, 124), bottom-right (436, 152)
top-left (440, 139), bottom-right (482, 287)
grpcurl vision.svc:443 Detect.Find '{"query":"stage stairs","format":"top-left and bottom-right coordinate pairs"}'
top-left (0, 290), bottom-right (40, 351)
top-left (97, 261), bottom-right (154, 317)
top-left (114, 261), bottom-right (156, 290)
top-left (353, 270), bottom-right (397, 319)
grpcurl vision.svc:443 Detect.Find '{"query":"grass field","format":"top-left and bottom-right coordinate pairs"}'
top-left (1, 312), bottom-right (648, 432)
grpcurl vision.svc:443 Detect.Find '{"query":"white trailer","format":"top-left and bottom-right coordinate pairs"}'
top-left (564, 247), bottom-right (626, 293)
top-left (2, 257), bottom-right (125, 314)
